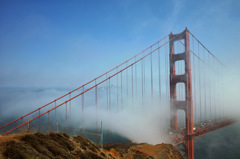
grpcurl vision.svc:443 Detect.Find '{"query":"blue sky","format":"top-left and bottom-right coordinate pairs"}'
top-left (0, 0), bottom-right (240, 88)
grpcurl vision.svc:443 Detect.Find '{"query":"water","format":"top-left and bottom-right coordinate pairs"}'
top-left (195, 122), bottom-right (240, 159)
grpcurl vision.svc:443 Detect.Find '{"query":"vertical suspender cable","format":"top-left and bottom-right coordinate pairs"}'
top-left (69, 93), bottom-right (71, 136)
top-left (192, 36), bottom-right (197, 123)
top-left (198, 42), bottom-right (202, 122)
top-left (215, 60), bottom-right (218, 120)
top-left (165, 42), bottom-right (168, 103)
top-left (109, 77), bottom-right (111, 141)
top-left (217, 62), bottom-right (220, 120)
top-left (66, 102), bottom-right (68, 134)
top-left (117, 67), bottom-right (119, 110)
top-left (95, 79), bottom-right (98, 143)
top-left (106, 74), bottom-right (109, 111)
top-left (132, 65), bottom-right (134, 110)
top-left (143, 54), bottom-right (145, 104)
top-left (135, 57), bottom-right (137, 106)
top-left (38, 109), bottom-right (41, 132)
top-left (217, 61), bottom-right (220, 120)
top-left (166, 40), bottom-right (169, 101)
top-left (213, 58), bottom-right (216, 120)
top-left (208, 52), bottom-right (212, 121)
top-left (55, 101), bottom-right (56, 132)
top-left (220, 68), bottom-right (224, 118)
top-left (126, 62), bottom-right (128, 107)
top-left (141, 56), bottom-right (144, 110)
top-left (203, 48), bottom-right (207, 121)
top-left (158, 43), bottom-right (161, 101)
top-left (82, 86), bottom-right (85, 130)
top-left (151, 47), bottom-right (153, 101)
top-left (109, 78), bottom-right (111, 111)
top-left (121, 71), bottom-right (123, 110)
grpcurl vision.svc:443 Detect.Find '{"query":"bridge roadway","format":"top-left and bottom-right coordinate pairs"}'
top-left (169, 118), bottom-right (236, 145)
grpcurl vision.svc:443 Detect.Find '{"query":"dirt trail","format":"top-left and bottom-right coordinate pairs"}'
top-left (0, 133), bottom-right (183, 159)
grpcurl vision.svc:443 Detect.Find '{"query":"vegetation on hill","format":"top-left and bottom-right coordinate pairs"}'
top-left (0, 133), bottom-right (183, 159)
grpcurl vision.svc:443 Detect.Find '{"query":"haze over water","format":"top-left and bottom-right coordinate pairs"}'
top-left (1, 87), bottom-right (240, 158)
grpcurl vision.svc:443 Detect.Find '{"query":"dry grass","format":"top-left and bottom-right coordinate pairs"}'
top-left (134, 144), bottom-right (184, 159)
top-left (0, 132), bottom-right (183, 159)
top-left (0, 134), bottom-right (21, 143)
top-left (0, 132), bottom-right (107, 159)
top-left (0, 133), bottom-right (76, 159)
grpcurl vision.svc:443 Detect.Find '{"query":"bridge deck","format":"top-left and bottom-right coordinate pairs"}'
top-left (170, 119), bottom-right (236, 145)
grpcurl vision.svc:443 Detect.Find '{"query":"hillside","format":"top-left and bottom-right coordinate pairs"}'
top-left (0, 132), bottom-right (183, 159)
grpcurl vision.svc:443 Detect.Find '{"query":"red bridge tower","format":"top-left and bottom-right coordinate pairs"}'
top-left (169, 28), bottom-right (194, 159)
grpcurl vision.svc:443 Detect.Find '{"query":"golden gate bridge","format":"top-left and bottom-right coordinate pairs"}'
top-left (0, 28), bottom-right (236, 159)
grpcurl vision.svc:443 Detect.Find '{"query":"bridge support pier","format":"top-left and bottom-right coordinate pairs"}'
top-left (169, 28), bottom-right (194, 159)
